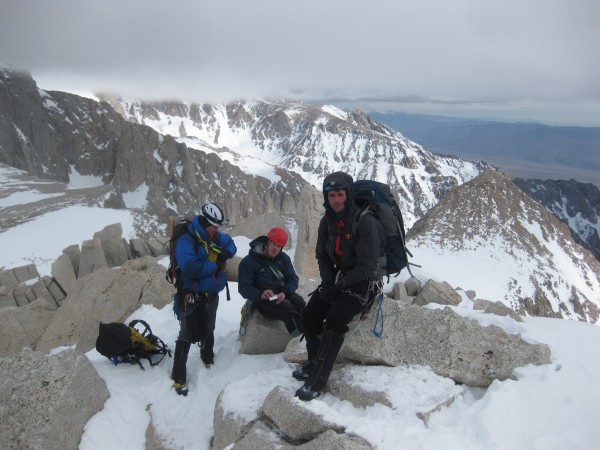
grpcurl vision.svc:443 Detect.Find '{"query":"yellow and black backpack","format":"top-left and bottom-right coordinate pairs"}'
top-left (95, 319), bottom-right (171, 370)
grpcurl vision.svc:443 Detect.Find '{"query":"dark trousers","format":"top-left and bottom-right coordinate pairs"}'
top-left (254, 292), bottom-right (305, 333)
top-left (178, 292), bottom-right (219, 360)
top-left (300, 284), bottom-right (364, 361)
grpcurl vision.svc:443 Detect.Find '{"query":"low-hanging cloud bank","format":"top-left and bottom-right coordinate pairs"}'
top-left (1, 0), bottom-right (599, 125)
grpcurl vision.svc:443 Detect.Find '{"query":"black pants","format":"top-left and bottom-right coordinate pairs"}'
top-left (300, 281), bottom-right (366, 361)
top-left (254, 292), bottom-right (305, 333)
top-left (178, 292), bottom-right (219, 359)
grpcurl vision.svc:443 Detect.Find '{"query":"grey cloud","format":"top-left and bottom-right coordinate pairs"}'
top-left (1, 0), bottom-right (599, 124)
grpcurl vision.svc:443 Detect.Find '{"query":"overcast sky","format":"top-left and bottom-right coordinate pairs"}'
top-left (1, 0), bottom-right (599, 126)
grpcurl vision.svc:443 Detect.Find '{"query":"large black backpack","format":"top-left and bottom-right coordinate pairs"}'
top-left (95, 319), bottom-right (171, 370)
top-left (352, 180), bottom-right (412, 278)
top-left (165, 217), bottom-right (196, 291)
top-left (165, 218), bottom-right (199, 319)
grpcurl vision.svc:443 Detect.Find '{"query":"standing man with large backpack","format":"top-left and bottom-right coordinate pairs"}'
top-left (171, 203), bottom-right (237, 396)
top-left (294, 171), bottom-right (386, 401)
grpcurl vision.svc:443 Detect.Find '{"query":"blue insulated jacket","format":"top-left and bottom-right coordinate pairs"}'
top-left (175, 215), bottom-right (237, 293)
top-left (238, 236), bottom-right (299, 304)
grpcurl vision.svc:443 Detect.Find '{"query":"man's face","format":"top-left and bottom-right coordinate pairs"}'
top-left (205, 225), bottom-right (219, 239)
top-left (327, 189), bottom-right (347, 213)
top-left (265, 240), bottom-right (282, 258)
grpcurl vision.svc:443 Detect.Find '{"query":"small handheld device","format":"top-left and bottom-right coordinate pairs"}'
top-left (269, 295), bottom-right (278, 301)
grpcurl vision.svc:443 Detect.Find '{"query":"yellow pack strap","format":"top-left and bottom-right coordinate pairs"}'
top-left (194, 230), bottom-right (222, 262)
top-left (130, 328), bottom-right (157, 351)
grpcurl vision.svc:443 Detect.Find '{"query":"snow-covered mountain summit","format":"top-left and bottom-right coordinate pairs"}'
top-left (407, 170), bottom-right (600, 323)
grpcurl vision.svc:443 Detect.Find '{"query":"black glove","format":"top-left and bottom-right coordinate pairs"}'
top-left (319, 284), bottom-right (339, 303)
top-left (216, 250), bottom-right (233, 264)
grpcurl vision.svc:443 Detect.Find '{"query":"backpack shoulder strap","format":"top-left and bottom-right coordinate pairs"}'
top-left (189, 229), bottom-right (200, 247)
top-left (129, 319), bottom-right (152, 336)
top-left (128, 319), bottom-right (172, 367)
top-left (351, 206), bottom-right (373, 235)
top-left (266, 260), bottom-right (285, 283)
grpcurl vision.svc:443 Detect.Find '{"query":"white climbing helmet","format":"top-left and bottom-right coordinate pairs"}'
top-left (200, 203), bottom-right (225, 227)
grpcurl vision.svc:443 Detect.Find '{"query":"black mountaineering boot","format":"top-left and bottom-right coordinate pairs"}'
top-left (292, 331), bottom-right (320, 380)
top-left (200, 334), bottom-right (215, 368)
top-left (292, 360), bottom-right (315, 381)
top-left (172, 340), bottom-right (191, 396)
top-left (295, 330), bottom-right (344, 401)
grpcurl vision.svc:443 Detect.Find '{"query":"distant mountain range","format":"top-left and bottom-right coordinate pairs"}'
top-left (369, 112), bottom-right (600, 262)
top-left (370, 111), bottom-right (600, 186)
top-left (95, 93), bottom-right (489, 228)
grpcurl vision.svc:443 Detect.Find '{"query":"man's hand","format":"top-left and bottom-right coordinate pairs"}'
top-left (261, 289), bottom-right (275, 301)
top-left (260, 290), bottom-right (284, 304)
top-left (216, 250), bottom-right (233, 264)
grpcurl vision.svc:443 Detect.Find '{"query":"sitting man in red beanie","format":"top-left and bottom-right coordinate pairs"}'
top-left (238, 227), bottom-right (305, 336)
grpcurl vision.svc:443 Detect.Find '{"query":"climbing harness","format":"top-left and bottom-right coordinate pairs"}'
top-left (340, 278), bottom-right (385, 347)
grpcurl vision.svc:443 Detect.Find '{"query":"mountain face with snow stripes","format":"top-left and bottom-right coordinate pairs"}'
top-left (0, 70), bottom-right (307, 234)
top-left (0, 69), bottom-right (488, 230)
top-left (513, 178), bottom-right (600, 263)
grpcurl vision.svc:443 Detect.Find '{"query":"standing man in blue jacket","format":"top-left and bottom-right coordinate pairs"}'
top-left (172, 203), bottom-right (237, 396)
top-left (238, 227), bottom-right (305, 336)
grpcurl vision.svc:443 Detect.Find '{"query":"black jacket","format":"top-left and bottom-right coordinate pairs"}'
top-left (316, 172), bottom-right (385, 290)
